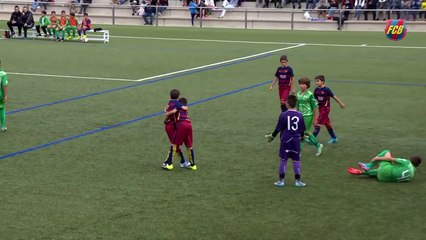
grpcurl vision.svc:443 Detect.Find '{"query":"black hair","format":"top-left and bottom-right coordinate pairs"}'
top-left (178, 97), bottom-right (188, 105)
top-left (315, 75), bottom-right (325, 83)
top-left (286, 95), bottom-right (297, 108)
top-left (170, 89), bottom-right (180, 100)
top-left (84, 13), bottom-right (88, 16)
top-left (41, 10), bottom-right (47, 14)
top-left (410, 156), bottom-right (422, 168)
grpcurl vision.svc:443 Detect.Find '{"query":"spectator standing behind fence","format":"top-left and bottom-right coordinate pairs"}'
top-left (189, 0), bottom-right (197, 25)
top-left (376, 0), bottom-right (388, 20)
top-left (7, 6), bottom-right (22, 37)
top-left (219, 0), bottom-right (237, 18)
top-left (204, 0), bottom-right (215, 17)
top-left (401, 0), bottom-right (411, 19)
top-left (388, 0), bottom-right (401, 19)
top-left (410, 0), bottom-right (421, 20)
top-left (130, 0), bottom-right (140, 15)
top-left (334, 0), bottom-right (351, 30)
top-left (328, 0), bottom-right (338, 17)
top-left (158, 0), bottom-right (168, 16)
top-left (20, 6), bottom-right (35, 39)
top-left (420, 0), bottom-right (426, 19)
top-left (143, 0), bottom-right (156, 25)
top-left (364, 0), bottom-right (377, 20)
top-left (316, 0), bottom-right (328, 19)
top-left (68, 0), bottom-right (80, 14)
top-left (79, 0), bottom-right (92, 14)
top-left (306, 0), bottom-right (317, 9)
top-left (354, 0), bottom-right (365, 20)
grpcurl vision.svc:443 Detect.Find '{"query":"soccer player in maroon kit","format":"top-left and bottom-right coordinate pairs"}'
top-left (269, 55), bottom-right (296, 112)
top-left (163, 97), bottom-right (197, 170)
top-left (163, 89), bottom-right (188, 170)
top-left (313, 75), bottom-right (345, 144)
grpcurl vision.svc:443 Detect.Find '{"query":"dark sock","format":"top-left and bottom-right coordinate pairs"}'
top-left (280, 105), bottom-right (287, 112)
top-left (279, 173), bottom-right (285, 179)
top-left (188, 148), bottom-right (196, 166)
top-left (327, 127), bottom-right (337, 139)
top-left (295, 174), bottom-right (301, 180)
top-left (313, 126), bottom-right (320, 137)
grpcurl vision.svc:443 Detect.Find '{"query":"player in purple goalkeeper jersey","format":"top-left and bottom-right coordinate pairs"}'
top-left (265, 95), bottom-right (307, 187)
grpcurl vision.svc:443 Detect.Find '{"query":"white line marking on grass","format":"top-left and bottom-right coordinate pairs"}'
top-left (113, 35), bottom-right (426, 49)
top-left (113, 35), bottom-right (295, 46)
top-left (8, 72), bottom-right (138, 82)
top-left (135, 44), bottom-right (306, 82)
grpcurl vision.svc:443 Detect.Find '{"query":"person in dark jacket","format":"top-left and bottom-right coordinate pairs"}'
top-left (7, 6), bottom-right (22, 36)
top-left (19, 6), bottom-right (35, 38)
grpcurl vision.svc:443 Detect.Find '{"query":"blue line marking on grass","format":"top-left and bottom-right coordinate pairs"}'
top-left (9, 53), bottom-right (273, 115)
top-left (0, 80), bottom-right (271, 161)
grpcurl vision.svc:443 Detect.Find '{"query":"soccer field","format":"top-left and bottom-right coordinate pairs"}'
top-left (0, 24), bottom-right (425, 239)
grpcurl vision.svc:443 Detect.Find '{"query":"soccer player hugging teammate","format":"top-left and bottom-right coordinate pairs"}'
top-left (313, 75), bottom-right (345, 144)
top-left (173, 98), bottom-right (196, 170)
top-left (265, 95), bottom-right (307, 187)
top-left (162, 90), bottom-right (196, 171)
top-left (269, 55), bottom-right (296, 112)
top-left (297, 77), bottom-right (323, 156)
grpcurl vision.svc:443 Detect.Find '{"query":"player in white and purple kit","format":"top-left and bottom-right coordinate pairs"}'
top-left (265, 95), bottom-right (307, 187)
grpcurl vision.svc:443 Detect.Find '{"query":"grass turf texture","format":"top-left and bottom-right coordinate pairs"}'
top-left (0, 24), bottom-right (425, 239)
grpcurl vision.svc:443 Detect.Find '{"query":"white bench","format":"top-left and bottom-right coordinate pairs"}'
top-left (86, 29), bottom-right (110, 43)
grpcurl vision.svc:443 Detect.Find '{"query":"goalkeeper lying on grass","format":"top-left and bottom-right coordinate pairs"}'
top-left (348, 150), bottom-right (422, 182)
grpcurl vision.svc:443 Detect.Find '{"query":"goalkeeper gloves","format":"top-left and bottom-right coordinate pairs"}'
top-left (265, 134), bottom-right (275, 142)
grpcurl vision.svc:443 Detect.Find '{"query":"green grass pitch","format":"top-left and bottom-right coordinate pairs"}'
top-left (0, 23), bottom-right (425, 239)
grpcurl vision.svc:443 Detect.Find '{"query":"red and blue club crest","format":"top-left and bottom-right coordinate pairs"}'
top-left (385, 19), bottom-right (407, 42)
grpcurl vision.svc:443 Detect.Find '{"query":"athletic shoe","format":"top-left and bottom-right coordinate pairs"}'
top-left (162, 163), bottom-right (173, 170)
top-left (295, 180), bottom-right (306, 187)
top-left (274, 179), bottom-right (285, 187)
top-left (1, 127), bottom-right (7, 132)
top-left (347, 167), bottom-right (362, 175)
top-left (188, 165), bottom-right (197, 171)
top-left (358, 162), bottom-right (370, 172)
top-left (76, 36), bottom-right (81, 40)
top-left (328, 138), bottom-right (338, 144)
top-left (315, 144), bottom-right (323, 156)
top-left (180, 161), bottom-right (191, 168)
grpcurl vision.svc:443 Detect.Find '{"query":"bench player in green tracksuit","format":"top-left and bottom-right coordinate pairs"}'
top-left (348, 150), bottom-right (422, 182)
top-left (0, 60), bottom-right (9, 132)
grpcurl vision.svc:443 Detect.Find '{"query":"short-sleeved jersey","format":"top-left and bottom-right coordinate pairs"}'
top-left (0, 68), bottom-right (8, 100)
top-left (378, 158), bottom-right (416, 182)
top-left (297, 90), bottom-right (318, 117)
top-left (275, 110), bottom-right (306, 142)
top-left (165, 100), bottom-right (183, 124)
top-left (314, 86), bottom-right (334, 108)
top-left (178, 107), bottom-right (190, 122)
top-left (274, 66), bottom-right (294, 89)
